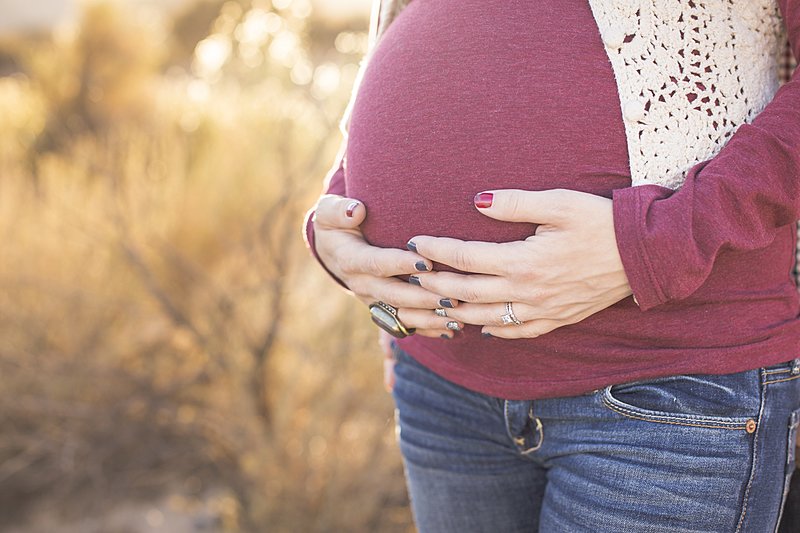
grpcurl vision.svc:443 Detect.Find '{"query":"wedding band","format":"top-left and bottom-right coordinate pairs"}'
top-left (369, 301), bottom-right (416, 338)
top-left (434, 308), bottom-right (448, 318)
top-left (500, 302), bottom-right (522, 326)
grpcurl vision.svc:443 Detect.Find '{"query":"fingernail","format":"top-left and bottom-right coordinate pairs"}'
top-left (474, 192), bottom-right (494, 209)
top-left (414, 261), bottom-right (430, 272)
top-left (482, 332), bottom-right (494, 338)
top-left (440, 334), bottom-right (450, 340)
top-left (406, 240), bottom-right (418, 253)
top-left (408, 275), bottom-right (421, 286)
top-left (345, 201), bottom-right (359, 217)
top-left (439, 298), bottom-right (454, 309)
top-left (446, 321), bottom-right (461, 331)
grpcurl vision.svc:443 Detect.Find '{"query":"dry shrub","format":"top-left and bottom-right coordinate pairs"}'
top-left (0, 1), bottom-right (411, 531)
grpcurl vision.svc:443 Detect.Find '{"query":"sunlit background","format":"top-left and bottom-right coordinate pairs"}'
top-left (0, 0), bottom-right (414, 531)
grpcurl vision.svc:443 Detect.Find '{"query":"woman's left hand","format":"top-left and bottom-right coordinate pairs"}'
top-left (408, 189), bottom-right (635, 339)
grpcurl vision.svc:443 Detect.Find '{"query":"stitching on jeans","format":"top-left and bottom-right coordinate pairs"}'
top-left (764, 375), bottom-right (800, 385)
top-left (602, 390), bottom-right (750, 427)
top-left (763, 368), bottom-right (791, 375)
top-left (735, 368), bottom-right (768, 533)
top-left (602, 400), bottom-right (748, 430)
top-left (519, 418), bottom-right (544, 455)
top-left (502, 400), bottom-right (514, 446)
top-left (774, 410), bottom-right (800, 532)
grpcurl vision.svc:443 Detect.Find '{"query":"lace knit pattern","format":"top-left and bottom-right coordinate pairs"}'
top-left (586, 0), bottom-right (788, 189)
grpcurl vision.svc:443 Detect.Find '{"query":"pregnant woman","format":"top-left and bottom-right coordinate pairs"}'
top-left (304, 0), bottom-right (800, 531)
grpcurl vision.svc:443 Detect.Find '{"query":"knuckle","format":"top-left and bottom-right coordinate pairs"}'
top-left (456, 286), bottom-right (482, 303)
top-left (333, 254), bottom-right (352, 274)
top-left (519, 324), bottom-right (542, 338)
top-left (376, 286), bottom-right (402, 307)
top-left (395, 308), bottom-right (410, 324)
top-left (502, 246), bottom-right (535, 278)
top-left (362, 254), bottom-right (385, 276)
top-left (523, 285), bottom-right (548, 302)
top-left (451, 248), bottom-right (473, 272)
top-left (504, 260), bottom-right (529, 279)
top-left (348, 277), bottom-right (369, 298)
top-left (553, 190), bottom-right (575, 218)
top-left (506, 193), bottom-right (526, 221)
top-left (336, 253), bottom-right (355, 275)
top-left (511, 260), bottom-right (538, 281)
top-left (315, 195), bottom-right (338, 220)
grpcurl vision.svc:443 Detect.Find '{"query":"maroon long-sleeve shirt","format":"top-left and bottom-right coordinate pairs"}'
top-left (305, 0), bottom-right (800, 400)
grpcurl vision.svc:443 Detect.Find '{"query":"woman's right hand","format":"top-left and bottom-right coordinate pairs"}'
top-left (313, 194), bottom-right (461, 339)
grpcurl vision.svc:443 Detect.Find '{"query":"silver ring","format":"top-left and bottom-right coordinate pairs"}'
top-left (500, 302), bottom-right (522, 326)
top-left (434, 308), bottom-right (448, 318)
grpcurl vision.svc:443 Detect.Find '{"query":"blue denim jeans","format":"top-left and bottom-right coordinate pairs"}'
top-left (390, 343), bottom-right (800, 533)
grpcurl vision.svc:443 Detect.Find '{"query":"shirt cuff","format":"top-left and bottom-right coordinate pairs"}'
top-left (612, 185), bottom-right (671, 311)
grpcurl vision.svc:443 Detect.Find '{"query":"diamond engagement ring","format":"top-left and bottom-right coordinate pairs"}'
top-left (500, 302), bottom-right (522, 326)
top-left (434, 308), bottom-right (448, 318)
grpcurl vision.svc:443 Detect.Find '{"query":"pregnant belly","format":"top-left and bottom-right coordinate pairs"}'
top-left (346, 0), bottom-right (632, 255)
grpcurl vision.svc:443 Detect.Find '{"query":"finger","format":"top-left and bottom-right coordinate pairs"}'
top-left (358, 298), bottom-right (458, 340)
top-left (411, 271), bottom-right (514, 304)
top-left (482, 319), bottom-right (566, 339)
top-left (472, 188), bottom-right (586, 226)
top-left (415, 328), bottom-right (458, 339)
top-left (396, 308), bottom-right (464, 332)
top-left (315, 194), bottom-right (367, 229)
top-left (445, 302), bottom-right (512, 327)
top-left (408, 236), bottom-right (523, 275)
top-left (336, 240), bottom-right (433, 278)
top-left (354, 276), bottom-right (453, 309)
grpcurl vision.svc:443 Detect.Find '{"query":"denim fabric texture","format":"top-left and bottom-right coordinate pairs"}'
top-left (390, 343), bottom-right (800, 533)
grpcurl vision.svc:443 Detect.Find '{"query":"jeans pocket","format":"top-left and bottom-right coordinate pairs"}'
top-left (783, 410), bottom-right (800, 491)
top-left (601, 370), bottom-right (761, 430)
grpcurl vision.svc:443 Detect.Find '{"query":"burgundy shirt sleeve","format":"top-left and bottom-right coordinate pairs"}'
top-left (303, 137), bottom-right (350, 289)
top-left (612, 0), bottom-right (800, 311)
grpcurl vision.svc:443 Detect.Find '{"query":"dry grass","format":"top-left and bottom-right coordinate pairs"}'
top-left (0, 1), bottom-right (411, 531)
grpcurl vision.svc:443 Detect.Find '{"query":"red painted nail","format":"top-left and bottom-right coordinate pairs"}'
top-left (474, 192), bottom-right (494, 209)
top-left (345, 201), bottom-right (359, 218)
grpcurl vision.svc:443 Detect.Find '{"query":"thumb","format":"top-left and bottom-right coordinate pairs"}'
top-left (314, 194), bottom-right (367, 229)
top-left (473, 188), bottom-right (579, 225)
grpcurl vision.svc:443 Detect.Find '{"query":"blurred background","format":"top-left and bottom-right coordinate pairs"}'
top-left (0, 0), bottom-right (413, 531)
